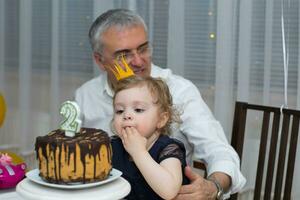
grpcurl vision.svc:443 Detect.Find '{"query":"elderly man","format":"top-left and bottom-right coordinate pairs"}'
top-left (75, 9), bottom-right (245, 199)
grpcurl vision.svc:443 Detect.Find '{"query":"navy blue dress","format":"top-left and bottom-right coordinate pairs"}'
top-left (111, 135), bottom-right (190, 200)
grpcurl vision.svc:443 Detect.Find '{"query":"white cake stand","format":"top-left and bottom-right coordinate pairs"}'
top-left (16, 177), bottom-right (131, 200)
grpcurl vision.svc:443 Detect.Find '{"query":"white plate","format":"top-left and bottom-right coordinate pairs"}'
top-left (25, 168), bottom-right (122, 189)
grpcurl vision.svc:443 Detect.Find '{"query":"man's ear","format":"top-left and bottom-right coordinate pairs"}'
top-left (157, 112), bottom-right (169, 129)
top-left (93, 52), bottom-right (106, 71)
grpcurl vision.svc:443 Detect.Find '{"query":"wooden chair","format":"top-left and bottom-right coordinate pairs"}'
top-left (194, 101), bottom-right (300, 200)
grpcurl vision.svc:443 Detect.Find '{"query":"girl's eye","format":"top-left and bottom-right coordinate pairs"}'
top-left (115, 110), bottom-right (123, 114)
top-left (135, 108), bottom-right (144, 113)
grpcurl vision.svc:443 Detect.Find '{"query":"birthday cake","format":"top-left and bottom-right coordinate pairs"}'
top-left (35, 128), bottom-right (112, 184)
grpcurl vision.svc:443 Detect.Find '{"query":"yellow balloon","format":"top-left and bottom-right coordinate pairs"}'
top-left (0, 93), bottom-right (6, 127)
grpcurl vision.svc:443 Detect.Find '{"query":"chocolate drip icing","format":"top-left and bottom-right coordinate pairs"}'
top-left (35, 128), bottom-right (111, 184)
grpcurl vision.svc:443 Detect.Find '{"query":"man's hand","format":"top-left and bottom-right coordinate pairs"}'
top-left (173, 166), bottom-right (217, 200)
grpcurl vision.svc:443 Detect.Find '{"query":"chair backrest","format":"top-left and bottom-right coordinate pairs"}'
top-left (231, 101), bottom-right (300, 200)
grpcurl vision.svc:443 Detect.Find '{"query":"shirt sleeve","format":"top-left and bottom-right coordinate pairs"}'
top-left (158, 143), bottom-right (185, 165)
top-left (168, 76), bottom-right (246, 196)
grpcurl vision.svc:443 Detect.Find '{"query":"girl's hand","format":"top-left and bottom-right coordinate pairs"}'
top-left (120, 127), bottom-right (147, 156)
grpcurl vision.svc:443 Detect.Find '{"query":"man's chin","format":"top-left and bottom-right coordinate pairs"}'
top-left (134, 70), bottom-right (150, 78)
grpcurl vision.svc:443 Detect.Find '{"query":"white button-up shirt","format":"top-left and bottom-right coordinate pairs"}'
top-left (75, 64), bottom-right (246, 195)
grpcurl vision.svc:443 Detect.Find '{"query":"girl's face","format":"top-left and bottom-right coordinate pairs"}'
top-left (113, 85), bottom-right (167, 138)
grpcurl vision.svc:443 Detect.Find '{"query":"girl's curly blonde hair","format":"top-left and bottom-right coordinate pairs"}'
top-left (113, 76), bottom-right (182, 135)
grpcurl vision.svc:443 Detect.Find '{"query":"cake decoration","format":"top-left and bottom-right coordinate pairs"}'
top-left (59, 101), bottom-right (82, 137)
top-left (110, 55), bottom-right (135, 81)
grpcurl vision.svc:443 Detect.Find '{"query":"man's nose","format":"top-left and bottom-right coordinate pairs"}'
top-left (129, 52), bottom-right (143, 66)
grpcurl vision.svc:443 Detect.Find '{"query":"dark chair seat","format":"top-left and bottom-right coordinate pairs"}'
top-left (194, 101), bottom-right (300, 200)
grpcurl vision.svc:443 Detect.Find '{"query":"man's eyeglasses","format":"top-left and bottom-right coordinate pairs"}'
top-left (114, 43), bottom-right (152, 63)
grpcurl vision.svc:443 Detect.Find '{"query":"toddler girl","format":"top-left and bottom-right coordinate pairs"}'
top-left (111, 76), bottom-right (189, 200)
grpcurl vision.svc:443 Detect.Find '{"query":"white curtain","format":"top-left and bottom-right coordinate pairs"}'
top-left (0, 0), bottom-right (299, 198)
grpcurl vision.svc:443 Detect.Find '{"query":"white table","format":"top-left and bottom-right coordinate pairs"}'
top-left (15, 177), bottom-right (131, 200)
top-left (0, 188), bottom-right (23, 200)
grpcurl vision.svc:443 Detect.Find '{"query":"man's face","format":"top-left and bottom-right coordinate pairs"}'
top-left (95, 25), bottom-right (152, 86)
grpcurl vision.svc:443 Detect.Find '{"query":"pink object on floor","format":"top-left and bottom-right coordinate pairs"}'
top-left (0, 153), bottom-right (26, 189)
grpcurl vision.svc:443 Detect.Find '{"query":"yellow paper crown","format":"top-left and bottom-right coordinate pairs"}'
top-left (111, 55), bottom-right (135, 81)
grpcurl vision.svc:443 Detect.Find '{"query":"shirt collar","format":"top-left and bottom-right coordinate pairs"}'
top-left (151, 63), bottom-right (171, 79)
top-left (103, 73), bottom-right (115, 97)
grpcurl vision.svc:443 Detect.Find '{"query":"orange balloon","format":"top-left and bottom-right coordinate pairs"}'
top-left (0, 93), bottom-right (6, 127)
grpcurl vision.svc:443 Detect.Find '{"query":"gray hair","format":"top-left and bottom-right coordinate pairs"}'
top-left (89, 9), bottom-right (148, 53)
